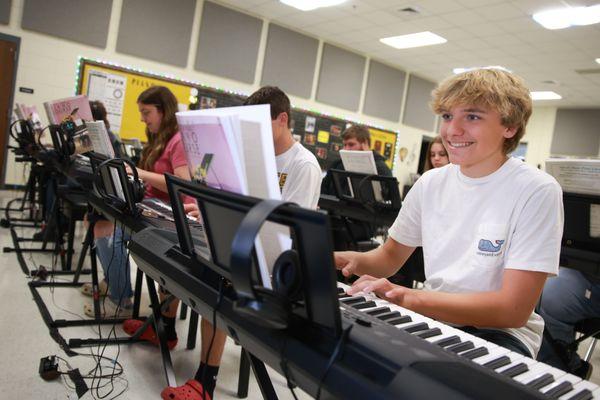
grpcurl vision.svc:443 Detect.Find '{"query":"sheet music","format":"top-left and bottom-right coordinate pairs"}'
top-left (339, 150), bottom-right (383, 201)
top-left (545, 158), bottom-right (600, 196)
top-left (85, 121), bottom-right (115, 157)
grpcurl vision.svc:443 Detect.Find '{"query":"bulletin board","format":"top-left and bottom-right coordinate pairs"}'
top-left (76, 58), bottom-right (397, 169)
top-left (77, 58), bottom-right (245, 141)
top-left (290, 111), bottom-right (397, 170)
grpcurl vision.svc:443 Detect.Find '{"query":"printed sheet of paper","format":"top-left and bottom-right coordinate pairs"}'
top-left (546, 158), bottom-right (600, 196)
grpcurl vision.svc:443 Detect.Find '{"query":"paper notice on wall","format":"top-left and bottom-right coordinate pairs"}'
top-left (545, 158), bottom-right (600, 196)
top-left (591, 204), bottom-right (600, 238)
top-left (87, 70), bottom-right (126, 134)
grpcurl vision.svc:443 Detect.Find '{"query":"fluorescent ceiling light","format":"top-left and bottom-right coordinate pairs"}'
top-left (280, 0), bottom-right (346, 11)
top-left (380, 32), bottom-right (447, 49)
top-left (532, 4), bottom-right (600, 30)
top-left (453, 66), bottom-right (512, 74)
top-left (531, 91), bottom-right (562, 100)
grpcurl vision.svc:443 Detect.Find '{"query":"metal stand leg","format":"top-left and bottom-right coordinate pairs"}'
top-left (245, 350), bottom-right (278, 400)
top-left (146, 276), bottom-right (177, 387)
top-left (237, 348), bottom-right (251, 398)
top-left (584, 338), bottom-right (598, 362)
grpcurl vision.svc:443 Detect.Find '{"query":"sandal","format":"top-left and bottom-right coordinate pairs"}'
top-left (123, 319), bottom-right (178, 350)
top-left (161, 379), bottom-right (210, 400)
top-left (81, 280), bottom-right (108, 297)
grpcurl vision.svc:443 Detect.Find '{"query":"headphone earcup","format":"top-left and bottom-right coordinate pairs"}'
top-left (234, 287), bottom-right (289, 330)
top-left (273, 249), bottom-right (303, 302)
top-left (128, 176), bottom-right (145, 203)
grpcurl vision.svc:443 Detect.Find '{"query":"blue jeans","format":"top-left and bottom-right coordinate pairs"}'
top-left (537, 268), bottom-right (600, 369)
top-left (95, 227), bottom-right (133, 305)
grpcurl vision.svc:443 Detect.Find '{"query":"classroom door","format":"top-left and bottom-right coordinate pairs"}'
top-left (0, 36), bottom-right (18, 186)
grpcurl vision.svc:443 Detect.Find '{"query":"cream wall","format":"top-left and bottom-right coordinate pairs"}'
top-left (1, 0), bottom-right (559, 188)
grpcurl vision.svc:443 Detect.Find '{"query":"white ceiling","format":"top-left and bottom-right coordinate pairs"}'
top-left (216, 0), bottom-right (600, 108)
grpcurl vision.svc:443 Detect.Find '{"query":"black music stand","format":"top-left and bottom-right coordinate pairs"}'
top-left (327, 169), bottom-right (400, 250)
top-left (27, 156), bottom-right (145, 356)
top-left (163, 174), bottom-right (342, 398)
top-left (560, 192), bottom-right (600, 277)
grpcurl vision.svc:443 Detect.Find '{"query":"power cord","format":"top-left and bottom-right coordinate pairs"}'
top-left (315, 325), bottom-right (353, 400)
top-left (201, 277), bottom-right (226, 400)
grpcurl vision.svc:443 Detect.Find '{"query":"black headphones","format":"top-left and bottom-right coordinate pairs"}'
top-left (59, 120), bottom-right (77, 156)
top-left (229, 199), bottom-right (302, 330)
top-left (95, 158), bottom-right (145, 209)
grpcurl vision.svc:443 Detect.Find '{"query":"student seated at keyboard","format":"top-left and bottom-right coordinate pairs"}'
top-left (160, 86), bottom-right (322, 400)
top-left (81, 86), bottom-right (192, 324)
top-left (321, 125), bottom-right (393, 250)
top-left (336, 68), bottom-right (563, 360)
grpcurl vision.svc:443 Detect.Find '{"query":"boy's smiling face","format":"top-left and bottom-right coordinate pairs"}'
top-left (440, 104), bottom-right (517, 178)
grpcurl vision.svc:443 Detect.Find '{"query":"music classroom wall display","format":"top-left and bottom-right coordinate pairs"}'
top-left (76, 58), bottom-right (398, 170)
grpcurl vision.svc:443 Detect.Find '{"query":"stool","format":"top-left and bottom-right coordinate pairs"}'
top-left (574, 318), bottom-right (600, 362)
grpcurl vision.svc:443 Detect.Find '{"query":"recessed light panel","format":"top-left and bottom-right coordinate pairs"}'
top-left (531, 91), bottom-right (562, 100)
top-left (380, 32), bottom-right (447, 49)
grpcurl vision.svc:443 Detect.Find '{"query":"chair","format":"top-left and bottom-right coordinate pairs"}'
top-left (574, 318), bottom-right (600, 362)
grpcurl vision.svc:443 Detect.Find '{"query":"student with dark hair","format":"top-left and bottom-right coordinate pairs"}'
top-left (89, 100), bottom-right (122, 157)
top-left (321, 124), bottom-right (392, 196)
top-left (82, 87), bottom-right (191, 325)
top-left (337, 69), bottom-right (563, 360)
top-left (160, 86), bottom-right (322, 400)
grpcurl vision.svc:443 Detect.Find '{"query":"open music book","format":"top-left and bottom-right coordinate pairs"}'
top-left (176, 105), bottom-right (288, 288)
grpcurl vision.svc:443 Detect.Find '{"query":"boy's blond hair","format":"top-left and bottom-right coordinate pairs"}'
top-left (430, 69), bottom-right (532, 154)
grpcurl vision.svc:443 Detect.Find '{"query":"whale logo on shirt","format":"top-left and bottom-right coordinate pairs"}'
top-left (478, 239), bottom-right (505, 253)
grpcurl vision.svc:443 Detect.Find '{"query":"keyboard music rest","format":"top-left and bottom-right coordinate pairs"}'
top-left (130, 226), bottom-right (557, 399)
top-left (338, 283), bottom-right (600, 399)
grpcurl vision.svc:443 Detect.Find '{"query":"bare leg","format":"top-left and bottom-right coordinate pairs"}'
top-left (201, 318), bottom-right (227, 365)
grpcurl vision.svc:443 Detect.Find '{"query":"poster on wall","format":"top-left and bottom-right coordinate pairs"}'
top-left (86, 70), bottom-right (127, 133)
top-left (79, 60), bottom-right (198, 140)
top-left (368, 128), bottom-right (398, 169)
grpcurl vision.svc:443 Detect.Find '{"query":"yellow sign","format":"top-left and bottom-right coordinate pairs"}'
top-left (317, 130), bottom-right (330, 144)
top-left (78, 61), bottom-right (196, 141)
top-left (369, 128), bottom-right (397, 169)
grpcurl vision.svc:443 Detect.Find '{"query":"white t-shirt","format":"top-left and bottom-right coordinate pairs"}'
top-left (389, 157), bottom-right (563, 357)
top-left (276, 142), bottom-right (322, 209)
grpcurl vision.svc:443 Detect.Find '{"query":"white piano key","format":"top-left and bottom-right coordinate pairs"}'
top-left (494, 354), bottom-right (536, 375)
top-left (472, 345), bottom-right (512, 365)
top-left (558, 380), bottom-right (599, 400)
top-left (513, 361), bottom-right (555, 384)
top-left (540, 370), bottom-right (581, 395)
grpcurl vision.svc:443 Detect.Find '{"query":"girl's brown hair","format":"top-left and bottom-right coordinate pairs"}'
top-left (137, 86), bottom-right (179, 170)
top-left (424, 136), bottom-right (448, 171)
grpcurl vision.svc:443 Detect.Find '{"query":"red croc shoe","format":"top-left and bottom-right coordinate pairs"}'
top-left (122, 319), bottom-right (178, 350)
top-left (161, 379), bottom-right (211, 400)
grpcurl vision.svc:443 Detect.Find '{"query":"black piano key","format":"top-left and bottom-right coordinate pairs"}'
top-left (387, 315), bottom-right (412, 325)
top-left (433, 335), bottom-right (461, 348)
top-left (339, 293), bottom-right (351, 299)
top-left (500, 362), bottom-right (529, 378)
top-left (566, 389), bottom-right (594, 400)
top-left (339, 296), bottom-right (366, 305)
top-left (377, 311), bottom-right (402, 321)
top-left (416, 328), bottom-right (442, 339)
top-left (365, 306), bottom-right (391, 316)
top-left (404, 322), bottom-right (429, 333)
top-left (460, 347), bottom-right (489, 360)
top-left (526, 373), bottom-right (554, 390)
top-left (483, 355), bottom-right (511, 370)
top-left (544, 381), bottom-right (573, 399)
top-left (447, 341), bottom-right (474, 353)
top-left (337, 287), bottom-right (345, 294)
top-left (352, 301), bottom-right (377, 310)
